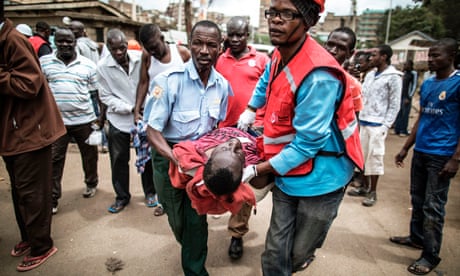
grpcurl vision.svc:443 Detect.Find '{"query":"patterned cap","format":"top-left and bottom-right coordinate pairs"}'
top-left (291, 0), bottom-right (325, 15)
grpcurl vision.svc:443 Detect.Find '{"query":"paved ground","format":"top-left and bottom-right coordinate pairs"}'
top-left (0, 132), bottom-right (459, 276)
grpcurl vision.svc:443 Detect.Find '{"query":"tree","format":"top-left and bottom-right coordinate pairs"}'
top-left (253, 33), bottom-right (270, 45)
top-left (376, 6), bottom-right (445, 44)
top-left (413, 0), bottom-right (460, 40)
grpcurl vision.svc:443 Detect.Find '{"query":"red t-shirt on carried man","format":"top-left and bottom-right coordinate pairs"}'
top-left (168, 127), bottom-right (261, 215)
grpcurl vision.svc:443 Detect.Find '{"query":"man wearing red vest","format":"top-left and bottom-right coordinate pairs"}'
top-left (237, 0), bottom-right (363, 274)
top-left (28, 21), bottom-right (52, 57)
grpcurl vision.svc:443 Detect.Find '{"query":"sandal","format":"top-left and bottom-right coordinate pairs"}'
top-left (108, 201), bottom-right (127, 214)
top-left (11, 241), bottom-right (31, 257)
top-left (390, 236), bottom-right (423, 249)
top-left (153, 205), bottom-right (164, 216)
top-left (16, 246), bottom-right (58, 272)
top-left (145, 195), bottom-right (159, 208)
top-left (407, 258), bottom-right (436, 275)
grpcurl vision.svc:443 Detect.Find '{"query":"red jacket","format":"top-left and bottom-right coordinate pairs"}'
top-left (260, 36), bottom-right (364, 175)
top-left (168, 128), bottom-right (258, 215)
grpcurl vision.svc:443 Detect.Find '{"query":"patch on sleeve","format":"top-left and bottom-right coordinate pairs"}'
top-left (152, 86), bottom-right (163, 99)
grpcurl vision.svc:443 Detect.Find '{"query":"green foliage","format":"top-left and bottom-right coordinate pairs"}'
top-left (360, 40), bottom-right (374, 49)
top-left (253, 33), bottom-right (271, 45)
top-left (418, 0), bottom-right (460, 40)
top-left (378, 0), bottom-right (460, 41)
top-left (376, 6), bottom-right (445, 44)
top-left (311, 34), bottom-right (325, 45)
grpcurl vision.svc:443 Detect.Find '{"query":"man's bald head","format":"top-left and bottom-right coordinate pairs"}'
top-left (69, 20), bottom-right (85, 38)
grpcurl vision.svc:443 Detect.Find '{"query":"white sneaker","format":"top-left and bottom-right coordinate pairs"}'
top-left (52, 206), bottom-right (58, 215)
top-left (82, 187), bottom-right (97, 198)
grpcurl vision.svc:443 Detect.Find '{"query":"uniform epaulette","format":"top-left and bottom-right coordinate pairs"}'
top-left (163, 64), bottom-right (186, 77)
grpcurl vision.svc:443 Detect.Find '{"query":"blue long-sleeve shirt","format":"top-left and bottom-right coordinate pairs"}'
top-left (249, 63), bottom-right (354, 196)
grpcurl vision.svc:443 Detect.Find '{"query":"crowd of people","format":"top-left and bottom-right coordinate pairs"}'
top-left (1, 0), bottom-right (459, 275)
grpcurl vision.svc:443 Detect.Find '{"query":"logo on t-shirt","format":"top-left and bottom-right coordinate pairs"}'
top-left (438, 91), bottom-right (446, 101)
top-left (248, 59), bottom-right (256, 67)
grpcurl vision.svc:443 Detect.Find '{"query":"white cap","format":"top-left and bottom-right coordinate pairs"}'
top-left (16, 24), bottom-right (33, 37)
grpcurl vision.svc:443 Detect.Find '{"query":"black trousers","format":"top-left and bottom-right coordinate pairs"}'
top-left (52, 123), bottom-right (98, 204)
top-left (108, 122), bottom-right (155, 204)
top-left (3, 145), bottom-right (54, 256)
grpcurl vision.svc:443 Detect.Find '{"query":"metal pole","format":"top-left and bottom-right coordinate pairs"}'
top-left (131, 0), bottom-right (136, 21)
top-left (177, 0), bottom-right (182, 31)
top-left (384, 0), bottom-right (392, 44)
top-left (351, 0), bottom-right (357, 32)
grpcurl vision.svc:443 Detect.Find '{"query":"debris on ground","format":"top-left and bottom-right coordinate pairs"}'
top-left (105, 257), bottom-right (124, 274)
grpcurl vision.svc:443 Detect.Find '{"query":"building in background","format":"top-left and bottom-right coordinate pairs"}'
top-left (356, 9), bottom-right (385, 48)
top-left (6, 0), bottom-right (434, 70)
top-left (207, 10), bottom-right (225, 30)
top-left (258, 0), bottom-right (270, 35)
top-left (5, 0), bottom-right (142, 43)
top-left (388, 30), bottom-right (435, 71)
top-left (315, 13), bottom-right (356, 41)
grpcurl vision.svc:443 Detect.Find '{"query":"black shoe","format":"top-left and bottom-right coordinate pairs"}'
top-left (347, 187), bottom-right (369, 197)
top-left (389, 236), bottom-right (423, 249)
top-left (228, 237), bottom-right (243, 259)
top-left (362, 191), bottom-right (377, 207)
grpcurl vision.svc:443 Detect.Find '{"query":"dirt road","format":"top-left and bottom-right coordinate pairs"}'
top-left (0, 133), bottom-right (459, 276)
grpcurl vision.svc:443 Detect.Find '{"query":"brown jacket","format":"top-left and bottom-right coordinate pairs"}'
top-left (0, 19), bottom-right (66, 156)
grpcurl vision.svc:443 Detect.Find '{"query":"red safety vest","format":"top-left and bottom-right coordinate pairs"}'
top-left (28, 35), bottom-right (47, 55)
top-left (260, 36), bottom-right (364, 175)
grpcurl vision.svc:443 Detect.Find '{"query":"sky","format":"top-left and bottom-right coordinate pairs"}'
top-left (134, 0), bottom-right (418, 27)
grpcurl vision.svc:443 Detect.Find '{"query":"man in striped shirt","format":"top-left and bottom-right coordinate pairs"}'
top-left (40, 27), bottom-right (99, 214)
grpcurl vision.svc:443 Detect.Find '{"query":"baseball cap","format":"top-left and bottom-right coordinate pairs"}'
top-left (16, 24), bottom-right (33, 37)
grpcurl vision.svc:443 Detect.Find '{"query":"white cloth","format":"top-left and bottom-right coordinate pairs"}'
top-left (97, 50), bottom-right (142, 133)
top-left (77, 37), bottom-right (100, 64)
top-left (359, 65), bottom-right (402, 128)
top-left (360, 125), bottom-right (388, 175)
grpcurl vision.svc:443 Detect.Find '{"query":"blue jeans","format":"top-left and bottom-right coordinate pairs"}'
top-left (261, 185), bottom-right (345, 275)
top-left (410, 151), bottom-right (451, 266)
